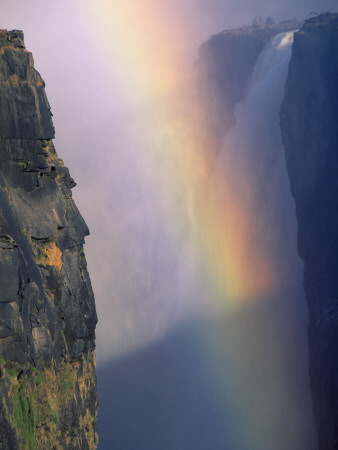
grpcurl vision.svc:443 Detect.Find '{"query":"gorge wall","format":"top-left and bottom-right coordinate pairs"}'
top-left (0, 30), bottom-right (97, 448)
top-left (281, 13), bottom-right (338, 450)
top-left (200, 13), bottom-right (338, 450)
top-left (198, 19), bottom-right (301, 138)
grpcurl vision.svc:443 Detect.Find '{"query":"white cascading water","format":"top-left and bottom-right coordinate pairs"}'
top-left (212, 32), bottom-right (300, 283)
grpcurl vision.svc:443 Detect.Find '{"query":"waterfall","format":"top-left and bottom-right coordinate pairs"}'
top-left (212, 31), bottom-right (301, 287)
top-left (203, 31), bottom-right (317, 449)
top-left (98, 32), bottom-right (317, 450)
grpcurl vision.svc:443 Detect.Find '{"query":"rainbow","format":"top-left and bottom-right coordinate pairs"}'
top-left (82, 0), bottom-right (276, 311)
top-left (80, 2), bottom-right (313, 447)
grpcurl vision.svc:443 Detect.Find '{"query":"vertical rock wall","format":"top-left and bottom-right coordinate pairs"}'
top-left (198, 20), bottom-right (301, 139)
top-left (0, 30), bottom-right (97, 449)
top-left (200, 14), bottom-right (338, 449)
top-left (281, 13), bottom-right (338, 450)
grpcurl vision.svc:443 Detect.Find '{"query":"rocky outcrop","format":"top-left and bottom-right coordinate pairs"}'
top-left (198, 20), bottom-right (301, 138)
top-left (280, 13), bottom-right (338, 450)
top-left (0, 30), bottom-right (97, 448)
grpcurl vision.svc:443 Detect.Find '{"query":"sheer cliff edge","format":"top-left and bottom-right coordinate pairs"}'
top-left (200, 13), bottom-right (338, 450)
top-left (281, 13), bottom-right (338, 450)
top-left (0, 30), bottom-right (98, 449)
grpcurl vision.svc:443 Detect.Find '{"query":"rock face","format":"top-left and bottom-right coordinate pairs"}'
top-left (198, 20), bottom-right (301, 138)
top-left (0, 30), bottom-right (97, 448)
top-left (200, 12), bottom-right (338, 450)
top-left (281, 13), bottom-right (338, 450)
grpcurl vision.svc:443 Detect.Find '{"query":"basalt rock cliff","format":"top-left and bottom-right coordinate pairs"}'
top-left (199, 13), bottom-right (338, 450)
top-left (0, 30), bottom-right (97, 448)
top-left (281, 13), bottom-right (338, 450)
top-left (198, 19), bottom-right (301, 137)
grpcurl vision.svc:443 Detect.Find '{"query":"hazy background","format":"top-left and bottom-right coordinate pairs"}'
top-left (2, 1), bottom-right (338, 448)
top-left (1, 0), bottom-right (337, 361)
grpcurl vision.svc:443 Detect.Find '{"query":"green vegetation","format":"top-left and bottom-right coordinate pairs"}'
top-left (6, 367), bottom-right (20, 378)
top-left (0, 355), bottom-right (98, 450)
top-left (0, 355), bottom-right (97, 449)
top-left (10, 369), bottom-right (60, 449)
top-left (79, 247), bottom-right (86, 264)
top-left (58, 363), bottom-right (76, 404)
top-left (12, 382), bottom-right (37, 450)
top-left (18, 160), bottom-right (29, 170)
top-left (4, 361), bottom-right (74, 449)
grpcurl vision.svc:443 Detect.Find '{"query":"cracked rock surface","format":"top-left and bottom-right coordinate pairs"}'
top-left (0, 29), bottom-right (97, 449)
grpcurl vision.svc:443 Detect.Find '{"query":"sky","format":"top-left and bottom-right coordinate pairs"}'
top-left (2, 1), bottom-right (338, 448)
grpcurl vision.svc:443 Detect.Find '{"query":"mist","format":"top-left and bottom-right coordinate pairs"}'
top-left (2, 0), bottom-right (338, 448)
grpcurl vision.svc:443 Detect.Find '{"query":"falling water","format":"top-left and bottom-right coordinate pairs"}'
top-left (210, 31), bottom-right (301, 291)
top-left (98, 31), bottom-right (317, 449)
top-left (201, 31), bottom-right (317, 449)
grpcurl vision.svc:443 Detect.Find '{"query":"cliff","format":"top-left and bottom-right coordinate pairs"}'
top-left (281, 13), bottom-right (338, 449)
top-left (0, 30), bottom-right (98, 448)
top-left (198, 19), bottom-right (302, 138)
top-left (199, 13), bottom-right (338, 449)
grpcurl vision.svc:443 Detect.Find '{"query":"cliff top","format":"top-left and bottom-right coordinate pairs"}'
top-left (299, 12), bottom-right (338, 33)
top-left (0, 28), bottom-right (54, 139)
top-left (198, 18), bottom-right (304, 135)
top-left (0, 29), bottom-right (25, 50)
top-left (214, 20), bottom-right (302, 42)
